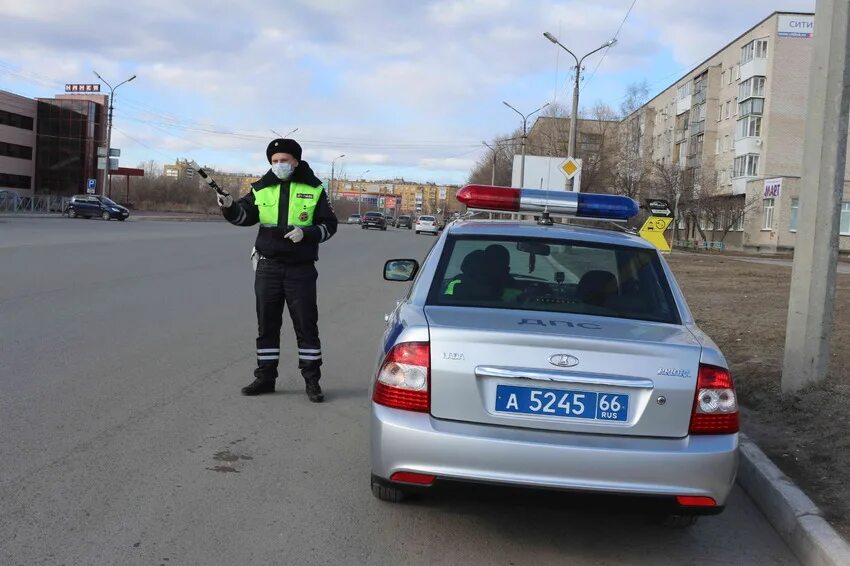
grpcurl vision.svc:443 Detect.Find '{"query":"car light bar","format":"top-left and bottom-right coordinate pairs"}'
top-left (456, 185), bottom-right (639, 221)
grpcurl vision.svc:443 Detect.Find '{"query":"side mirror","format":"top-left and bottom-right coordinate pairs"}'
top-left (384, 259), bottom-right (419, 282)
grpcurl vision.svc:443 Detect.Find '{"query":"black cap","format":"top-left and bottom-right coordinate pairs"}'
top-left (266, 138), bottom-right (302, 162)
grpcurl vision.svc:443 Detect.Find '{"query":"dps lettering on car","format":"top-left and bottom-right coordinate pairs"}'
top-left (519, 318), bottom-right (603, 330)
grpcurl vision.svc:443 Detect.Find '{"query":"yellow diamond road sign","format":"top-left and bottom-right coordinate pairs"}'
top-left (639, 216), bottom-right (673, 252)
top-left (561, 157), bottom-right (581, 179)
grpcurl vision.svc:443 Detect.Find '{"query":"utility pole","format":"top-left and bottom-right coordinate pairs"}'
top-left (357, 169), bottom-right (370, 216)
top-left (503, 101), bottom-right (549, 188)
top-left (782, 0), bottom-right (850, 394)
top-left (482, 141), bottom-right (497, 184)
top-left (543, 33), bottom-right (617, 191)
top-left (93, 72), bottom-right (136, 197)
top-left (329, 154), bottom-right (345, 201)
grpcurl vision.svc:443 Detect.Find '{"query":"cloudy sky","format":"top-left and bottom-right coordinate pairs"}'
top-left (0, 0), bottom-right (814, 184)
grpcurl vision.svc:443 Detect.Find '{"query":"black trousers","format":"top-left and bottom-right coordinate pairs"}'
top-left (254, 260), bottom-right (321, 382)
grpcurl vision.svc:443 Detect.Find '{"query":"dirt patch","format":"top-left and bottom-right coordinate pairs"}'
top-left (666, 254), bottom-right (850, 539)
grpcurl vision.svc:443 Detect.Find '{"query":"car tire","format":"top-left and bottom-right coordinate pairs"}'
top-left (68, 209), bottom-right (77, 219)
top-left (370, 477), bottom-right (406, 503)
top-left (118, 217), bottom-right (126, 221)
top-left (102, 211), bottom-right (111, 221)
top-left (382, 227), bottom-right (387, 231)
top-left (362, 225), bottom-right (367, 229)
top-left (415, 230), bottom-right (420, 234)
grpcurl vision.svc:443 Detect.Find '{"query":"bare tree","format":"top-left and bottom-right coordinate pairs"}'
top-left (620, 80), bottom-right (651, 118)
top-left (138, 159), bottom-right (162, 177)
top-left (649, 161), bottom-right (692, 240)
top-left (691, 173), bottom-right (761, 243)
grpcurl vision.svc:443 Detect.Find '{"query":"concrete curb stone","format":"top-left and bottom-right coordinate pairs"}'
top-left (738, 434), bottom-right (850, 566)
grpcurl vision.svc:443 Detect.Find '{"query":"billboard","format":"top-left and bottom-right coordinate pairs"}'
top-left (778, 15), bottom-right (814, 38)
top-left (511, 155), bottom-right (572, 190)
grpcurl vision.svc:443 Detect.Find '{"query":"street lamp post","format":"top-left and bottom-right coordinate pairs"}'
top-left (329, 154), bottom-right (345, 201)
top-left (271, 127), bottom-right (298, 138)
top-left (482, 141), bottom-right (498, 185)
top-left (543, 32), bottom-right (617, 190)
top-left (93, 71), bottom-right (136, 197)
top-left (502, 101), bottom-right (549, 188)
top-left (358, 169), bottom-right (370, 215)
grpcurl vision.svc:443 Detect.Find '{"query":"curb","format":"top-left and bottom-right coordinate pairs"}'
top-left (738, 434), bottom-right (850, 566)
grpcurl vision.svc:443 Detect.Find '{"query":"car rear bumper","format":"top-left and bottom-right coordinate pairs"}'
top-left (371, 405), bottom-right (738, 505)
top-left (416, 225), bottom-right (438, 232)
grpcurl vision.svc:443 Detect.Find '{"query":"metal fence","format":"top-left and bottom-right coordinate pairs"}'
top-left (0, 195), bottom-right (69, 214)
top-left (674, 239), bottom-right (726, 252)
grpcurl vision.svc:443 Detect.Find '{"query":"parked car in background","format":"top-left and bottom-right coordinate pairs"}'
top-left (362, 211), bottom-right (387, 230)
top-left (347, 214), bottom-right (362, 224)
top-left (66, 195), bottom-right (130, 220)
top-left (415, 215), bottom-right (439, 235)
top-left (396, 215), bottom-right (413, 229)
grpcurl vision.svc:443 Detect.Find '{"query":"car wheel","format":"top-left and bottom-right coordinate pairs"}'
top-left (102, 211), bottom-right (111, 221)
top-left (118, 217), bottom-right (126, 221)
top-left (371, 477), bottom-right (406, 503)
top-left (415, 230), bottom-right (420, 234)
top-left (362, 225), bottom-right (367, 229)
top-left (382, 227), bottom-right (387, 231)
top-left (68, 209), bottom-right (77, 218)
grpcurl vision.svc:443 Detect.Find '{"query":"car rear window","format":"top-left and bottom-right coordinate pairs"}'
top-left (365, 212), bottom-right (382, 217)
top-left (428, 236), bottom-right (680, 324)
top-left (420, 216), bottom-right (435, 221)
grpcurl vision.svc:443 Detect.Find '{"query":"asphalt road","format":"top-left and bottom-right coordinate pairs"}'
top-left (0, 217), bottom-right (797, 565)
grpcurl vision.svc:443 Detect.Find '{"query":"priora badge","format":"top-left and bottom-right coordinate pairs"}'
top-left (549, 354), bottom-right (579, 368)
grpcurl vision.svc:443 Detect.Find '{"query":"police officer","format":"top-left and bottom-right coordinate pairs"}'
top-left (219, 138), bottom-right (338, 401)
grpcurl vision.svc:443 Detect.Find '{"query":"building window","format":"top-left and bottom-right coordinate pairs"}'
top-left (739, 76), bottom-right (766, 100)
top-left (724, 135), bottom-right (730, 151)
top-left (728, 70), bottom-right (733, 85)
top-left (0, 141), bottom-right (33, 160)
top-left (737, 116), bottom-right (762, 139)
top-left (725, 101), bottom-right (731, 119)
top-left (841, 202), bottom-right (850, 235)
top-left (721, 70), bottom-right (727, 85)
top-left (717, 104), bottom-right (723, 122)
top-left (677, 82), bottom-right (691, 99)
top-left (790, 198), bottom-right (799, 232)
top-left (735, 65), bottom-right (741, 80)
top-left (739, 97), bottom-right (765, 117)
top-left (762, 198), bottom-right (775, 230)
top-left (715, 138), bottom-right (720, 154)
top-left (0, 172), bottom-right (31, 189)
top-left (741, 39), bottom-right (769, 65)
top-left (733, 97), bottom-right (738, 116)
top-left (734, 210), bottom-right (745, 231)
top-left (733, 154), bottom-right (760, 178)
top-left (0, 109), bottom-right (34, 130)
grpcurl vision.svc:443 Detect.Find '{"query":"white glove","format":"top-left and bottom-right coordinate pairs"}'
top-left (284, 226), bottom-right (304, 243)
top-left (217, 193), bottom-right (233, 208)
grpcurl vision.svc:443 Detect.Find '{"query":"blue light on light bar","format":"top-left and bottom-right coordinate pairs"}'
top-left (575, 193), bottom-right (639, 220)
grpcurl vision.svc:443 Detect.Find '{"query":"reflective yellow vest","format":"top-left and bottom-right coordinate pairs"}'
top-left (253, 182), bottom-right (323, 227)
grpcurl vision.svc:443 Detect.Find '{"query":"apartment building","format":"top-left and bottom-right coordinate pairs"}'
top-left (626, 11), bottom-right (850, 253)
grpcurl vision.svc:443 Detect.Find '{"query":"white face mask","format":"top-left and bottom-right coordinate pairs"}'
top-left (272, 162), bottom-right (293, 180)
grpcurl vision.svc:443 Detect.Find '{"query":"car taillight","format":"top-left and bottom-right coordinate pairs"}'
top-left (689, 365), bottom-right (739, 434)
top-left (372, 342), bottom-right (430, 412)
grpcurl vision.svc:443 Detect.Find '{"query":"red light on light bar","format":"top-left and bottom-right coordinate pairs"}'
top-left (456, 185), bottom-right (520, 211)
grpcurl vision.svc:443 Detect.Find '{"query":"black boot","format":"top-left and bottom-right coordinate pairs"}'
top-left (242, 377), bottom-right (275, 396)
top-left (305, 380), bottom-right (324, 403)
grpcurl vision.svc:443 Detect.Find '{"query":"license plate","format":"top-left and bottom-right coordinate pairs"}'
top-left (495, 384), bottom-right (629, 422)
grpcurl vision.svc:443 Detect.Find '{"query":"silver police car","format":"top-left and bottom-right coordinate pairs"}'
top-left (371, 186), bottom-right (739, 525)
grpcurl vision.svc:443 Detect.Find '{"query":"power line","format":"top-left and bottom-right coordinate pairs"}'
top-left (582, 0), bottom-right (639, 92)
